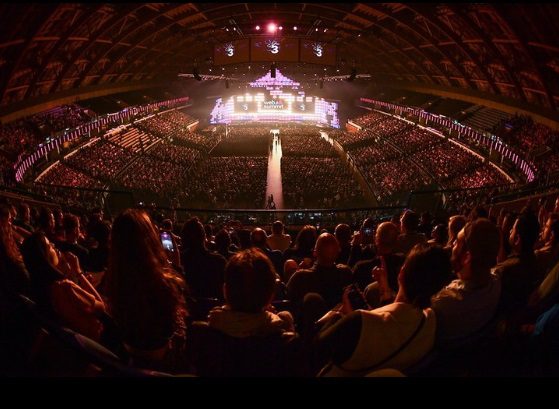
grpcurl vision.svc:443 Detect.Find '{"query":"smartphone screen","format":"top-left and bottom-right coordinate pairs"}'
top-left (363, 227), bottom-right (373, 237)
top-left (160, 231), bottom-right (175, 252)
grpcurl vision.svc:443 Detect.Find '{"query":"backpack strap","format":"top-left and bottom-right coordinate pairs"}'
top-left (318, 311), bottom-right (427, 377)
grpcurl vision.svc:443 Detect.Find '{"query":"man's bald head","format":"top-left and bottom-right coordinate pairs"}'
top-left (375, 222), bottom-right (399, 254)
top-left (315, 233), bottom-right (341, 265)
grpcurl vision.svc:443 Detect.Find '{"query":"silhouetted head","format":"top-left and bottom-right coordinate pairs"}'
top-left (224, 248), bottom-right (276, 313)
top-left (314, 233), bottom-right (340, 266)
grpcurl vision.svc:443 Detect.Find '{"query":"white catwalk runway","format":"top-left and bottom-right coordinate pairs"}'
top-left (265, 130), bottom-right (284, 209)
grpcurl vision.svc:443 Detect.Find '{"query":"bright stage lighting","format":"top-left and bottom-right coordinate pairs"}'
top-left (293, 26), bottom-right (297, 31)
top-left (255, 25), bottom-right (260, 30)
top-left (279, 26), bottom-right (283, 30)
top-left (267, 23), bottom-right (277, 33)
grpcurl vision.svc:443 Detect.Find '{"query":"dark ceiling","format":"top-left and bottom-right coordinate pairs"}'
top-left (1, 3), bottom-right (559, 111)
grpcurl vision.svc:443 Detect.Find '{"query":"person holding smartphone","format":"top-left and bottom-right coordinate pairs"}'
top-left (352, 222), bottom-right (406, 308)
top-left (317, 245), bottom-right (451, 377)
top-left (347, 218), bottom-right (376, 268)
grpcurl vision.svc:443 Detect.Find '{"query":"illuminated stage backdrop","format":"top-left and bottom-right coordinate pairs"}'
top-left (209, 70), bottom-right (339, 128)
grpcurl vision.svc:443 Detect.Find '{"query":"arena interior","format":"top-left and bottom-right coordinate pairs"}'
top-left (1, 2), bottom-right (559, 379)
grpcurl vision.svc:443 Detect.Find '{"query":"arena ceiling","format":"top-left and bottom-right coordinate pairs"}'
top-left (1, 3), bottom-right (559, 112)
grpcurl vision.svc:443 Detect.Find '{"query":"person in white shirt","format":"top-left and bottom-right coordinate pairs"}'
top-left (431, 218), bottom-right (501, 346)
top-left (267, 220), bottom-right (291, 253)
top-left (317, 245), bottom-right (452, 376)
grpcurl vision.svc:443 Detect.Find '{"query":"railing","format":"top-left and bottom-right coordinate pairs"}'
top-left (13, 97), bottom-right (190, 182)
top-left (17, 180), bottom-right (557, 227)
top-left (359, 97), bottom-right (536, 182)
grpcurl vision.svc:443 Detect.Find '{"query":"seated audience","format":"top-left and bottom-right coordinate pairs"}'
top-left (494, 208), bottom-right (541, 316)
top-left (88, 220), bottom-right (111, 273)
top-left (251, 228), bottom-right (283, 278)
top-left (180, 217), bottom-right (226, 301)
top-left (446, 215), bottom-right (466, 249)
top-left (428, 224), bottom-right (448, 247)
top-left (284, 225), bottom-right (317, 266)
top-left (214, 229), bottom-right (237, 260)
top-left (431, 218), bottom-right (501, 345)
top-left (13, 203), bottom-right (34, 234)
top-left (21, 231), bottom-right (105, 340)
top-left (396, 210), bottom-right (427, 256)
top-left (348, 217), bottom-right (376, 267)
top-left (0, 205), bottom-right (30, 295)
top-left (56, 214), bottom-right (90, 272)
top-left (267, 220), bottom-right (292, 253)
top-left (287, 233), bottom-right (352, 331)
top-left (317, 245), bottom-right (451, 376)
top-left (334, 223), bottom-right (352, 266)
top-left (104, 209), bottom-right (188, 372)
top-left (188, 248), bottom-right (298, 377)
top-left (535, 216), bottom-right (559, 279)
top-left (353, 222), bottom-right (406, 307)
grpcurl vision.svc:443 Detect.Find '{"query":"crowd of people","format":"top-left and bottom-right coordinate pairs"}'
top-left (280, 132), bottom-right (336, 158)
top-left (335, 114), bottom-right (413, 149)
top-left (281, 157), bottom-right (366, 209)
top-left (211, 127), bottom-right (271, 156)
top-left (182, 156), bottom-right (269, 209)
top-left (0, 104), bottom-right (94, 184)
top-left (493, 114), bottom-right (558, 154)
top-left (329, 112), bottom-right (512, 206)
top-left (352, 110), bottom-right (390, 129)
top-left (63, 141), bottom-right (135, 182)
top-left (226, 126), bottom-right (271, 140)
top-left (388, 126), bottom-right (444, 153)
top-left (118, 154), bottom-right (194, 197)
top-left (135, 110), bottom-right (218, 152)
top-left (145, 142), bottom-right (203, 167)
top-left (353, 149), bottom-right (433, 204)
top-left (493, 114), bottom-right (559, 178)
top-left (27, 105), bottom-right (93, 137)
top-left (37, 163), bottom-right (103, 190)
top-left (2, 191), bottom-right (559, 377)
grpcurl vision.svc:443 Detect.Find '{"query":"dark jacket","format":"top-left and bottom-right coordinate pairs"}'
top-left (287, 262), bottom-right (353, 309)
top-left (181, 248), bottom-right (226, 300)
top-left (187, 321), bottom-right (301, 377)
top-left (494, 252), bottom-right (539, 315)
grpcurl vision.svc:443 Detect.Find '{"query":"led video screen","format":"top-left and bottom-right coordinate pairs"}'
top-left (214, 39), bottom-right (250, 65)
top-left (250, 37), bottom-right (299, 62)
top-left (300, 40), bottom-right (337, 65)
top-left (210, 92), bottom-right (339, 128)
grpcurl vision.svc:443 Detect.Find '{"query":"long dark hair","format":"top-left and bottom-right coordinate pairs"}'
top-left (1, 206), bottom-right (29, 294)
top-left (105, 209), bottom-right (186, 350)
top-left (0, 205), bottom-right (22, 265)
top-left (292, 225), bottom-right (317, 254)
top-left (20, 231), bottom-right (65, 302)
top-left (400, 244), bottom-right (452, 309)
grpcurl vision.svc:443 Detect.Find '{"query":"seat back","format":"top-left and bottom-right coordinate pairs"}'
top-left (189, 321), bottom-right (299, 377)
top-left (188, 297), bottom-right (221, 321)
top-left (403, 350), bottom-right (438, 377)
top-left (16, 294), bottom-right (178, 377)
